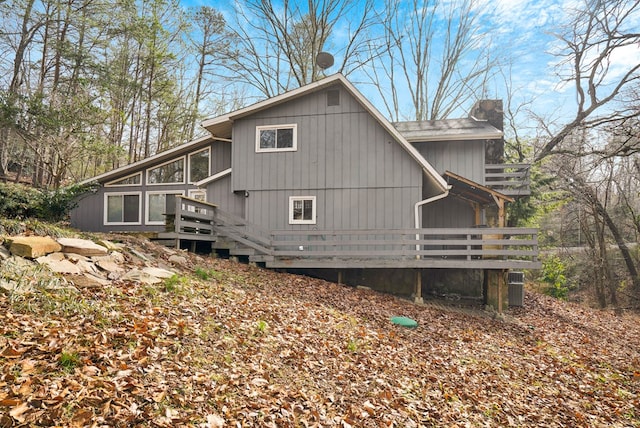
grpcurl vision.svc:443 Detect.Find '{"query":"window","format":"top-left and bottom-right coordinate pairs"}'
top-left (105, 173), bottom-right (141, 187)
top-left (327, 89), bottom-right (340, 106)
top-left (256, 124), bottom-right (297, 152)
top-left (146, 191), bottom-right (184, 225)
top-left (104, 193), bottom-right (141, 225)
top-left (187, 189), bottom-right (208, 214)
top-left (146, 158), bottom-right (185, 185)
top-left (189, 148), bottom-right (210, 183)
top-left (289, 196), bottom-right (316, 224)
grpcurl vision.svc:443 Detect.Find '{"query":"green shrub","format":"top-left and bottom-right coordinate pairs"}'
top-left (0, 181), bottom-right (97, 222)
top-left (541, 255), bottom-right (570, 299)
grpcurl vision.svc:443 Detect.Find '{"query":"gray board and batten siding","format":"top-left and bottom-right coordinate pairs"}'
top-left (413, 139), bottom-right (485, 229)
top-left (229, 84), bottom-right (424, 231)
top-left (70, 138), bottom-right (234, 233)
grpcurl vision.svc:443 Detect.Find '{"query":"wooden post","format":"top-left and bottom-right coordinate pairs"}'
top-left (414, 270), bottom-right (423, 304)
top-left (337, 270), bottom-right (343, 284)
top-left (485, 269), bottom-right (508, 313)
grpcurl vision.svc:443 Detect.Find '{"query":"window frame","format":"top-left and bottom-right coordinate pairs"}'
top-left (105, 172), bottom-right (142, 187)
top-left (188, 147), bottom-right (211, 184)
top-left (256, 124), bottom-right (297, 153)
top-left (146, 157), bottom-right (186, 185)
top-left (103, 192), bottom-right (142, 226)
top-left (187, 189), bottom-right (208, 214)
top-left (145, 190), bottom-right (185, 225)
top-left (289, 196), bottom-right (316, 225)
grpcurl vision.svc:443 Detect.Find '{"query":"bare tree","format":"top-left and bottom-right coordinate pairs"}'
top-left (219, 0), bottom-right (382, 98)
top-left (534, 0), bottom-right (640, 162)
top-left (368, 0), bottom-right (495, 121)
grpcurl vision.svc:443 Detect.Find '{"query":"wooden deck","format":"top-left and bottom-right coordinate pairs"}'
top-left (162, 197), bottom-right (541, 270)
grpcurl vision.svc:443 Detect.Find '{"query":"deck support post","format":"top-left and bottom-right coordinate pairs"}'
top-left (414, 270), bottom-right (423, 304)
top-left (337, 270), bottom-right (343, 284)
top-left (485, 269), bottom-right (508, 313)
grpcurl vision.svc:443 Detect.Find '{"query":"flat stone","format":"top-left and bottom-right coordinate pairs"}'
top-left (9, 236), bottom-right (62, 259)
top-left (96, 239), bottom-right (121, 251)
top-left (168, 254), bottom-right (188, 266)
top-left (142, 267), bottom-right (175, 279)
top-left (69, 273), bottom-right (111, 288)
top-left (0, 279), bottom-right (26, 294)
top-left (57, 238), bottom-right (108, 257)
top-left (36, 254), bottom-right (82, 275)
top-left (130, 249), bottom-right (150, 261)
top-left (73, 258), bottom-right (101, 275)
top-left (0, 245), bottom-right (10, 260)
top-left (95, 259), bottom-right (123, 274)
top-left (121, 268), bottom-right (162, 284)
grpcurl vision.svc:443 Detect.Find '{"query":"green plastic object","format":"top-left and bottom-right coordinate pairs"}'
top-left (391, 316), bottom-right (418, 328)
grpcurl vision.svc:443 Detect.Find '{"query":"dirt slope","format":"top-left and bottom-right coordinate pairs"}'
top-left (1, 236), bottom-right (639, 427)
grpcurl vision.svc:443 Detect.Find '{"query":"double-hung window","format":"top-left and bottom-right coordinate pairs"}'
top-left (256, 124), bottom-right (297, 152)
top-left (289, 196), bottom-right (316, 224)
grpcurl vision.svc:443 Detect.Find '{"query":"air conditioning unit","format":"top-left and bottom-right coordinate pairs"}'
top-left (508, 271), bottom-right (524, 306)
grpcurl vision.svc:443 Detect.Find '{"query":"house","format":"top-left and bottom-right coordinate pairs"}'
top-left (71, 74), bottom-right (538, 310)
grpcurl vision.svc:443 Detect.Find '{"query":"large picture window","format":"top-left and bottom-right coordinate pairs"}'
top-left (147, 158), bottom-right (185, 185)
top-left (289, 196), bottom-right (316, 225)
top-left (104, 193), bottom-right (141, 225)
top-left (146, 191), bottom-right (184, 225)
top-left (189, 148), bottom-right (210, 183)
top-left (256, 124), bottom-right (297, 152)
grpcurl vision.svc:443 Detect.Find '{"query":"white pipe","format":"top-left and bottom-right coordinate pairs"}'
top-left (414, 189), bottom-right (450, 258)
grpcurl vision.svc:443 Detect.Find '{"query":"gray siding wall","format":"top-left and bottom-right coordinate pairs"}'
top-left (412, 140), bottom-right (485, 184)
top-left (231, 85), bottom-right (423, 230)
top-left (206, 174), bottom-right (245, 218)
top-left (70, 140), bottom-right (231, 232)
top-left (422, 197), bottom-right (474, 228)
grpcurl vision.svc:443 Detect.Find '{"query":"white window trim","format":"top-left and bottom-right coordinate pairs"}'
top-left (146, 156), bottom-right (186, 185)
top-left (256, 124), bottom-right (298, 153)
top-left (187, 189), bottom-right (208, 213)
top-left (145, 190), bottom-right (185, 225)
top-left (188, 147), bottom-right (211, 184)
top-left (188, 189), bottom-right (207, 200)
top-left (104, 192), bottom-right (142, 226)
top-left (289, 196), bottom-right (316, 225)
top-left (105, 172), bottom-right (142, 187)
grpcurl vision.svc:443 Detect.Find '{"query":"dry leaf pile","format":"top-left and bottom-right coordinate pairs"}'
top-left (1, 237), bottom-right (639, 427)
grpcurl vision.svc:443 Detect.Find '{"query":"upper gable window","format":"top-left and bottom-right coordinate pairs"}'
top-left (327, 89), bottom-right (340, 106)
top-left (105, 172), bottom-right (141, 187)
top-left (189, 148), bottom-right (210, 183)
top-left (146, 157), bottom-right (185, 185)
top-left (256, 124), bottom-right (297, 153)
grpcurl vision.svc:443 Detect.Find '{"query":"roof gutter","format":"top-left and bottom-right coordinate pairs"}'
top-left (414, 189), bottom-right (451, 258)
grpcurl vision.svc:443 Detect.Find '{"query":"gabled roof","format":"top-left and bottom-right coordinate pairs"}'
top-left (78, 135), bottom-right (221, 185)
top-left (394, 118), bottom-right (502, 143)
top-left (201, 73), bottom-right (449, 193)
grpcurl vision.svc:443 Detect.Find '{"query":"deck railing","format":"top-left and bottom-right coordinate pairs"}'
top-left (485, 163), bottom-right (531, 196)
top-left (170, 199), bottom-right (540, 268)
top-left (270, 227), bottom-right (538, 261)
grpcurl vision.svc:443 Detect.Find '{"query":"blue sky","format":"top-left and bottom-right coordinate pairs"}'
top-left (184, 0), bottom-right (640, 137)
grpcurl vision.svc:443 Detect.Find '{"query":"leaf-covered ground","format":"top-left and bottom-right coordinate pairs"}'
top-left (1, 239), bottom-right (639, 427)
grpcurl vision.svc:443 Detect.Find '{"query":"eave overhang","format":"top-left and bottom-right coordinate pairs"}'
top-left (444, 170), bottom-right (514, 206)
